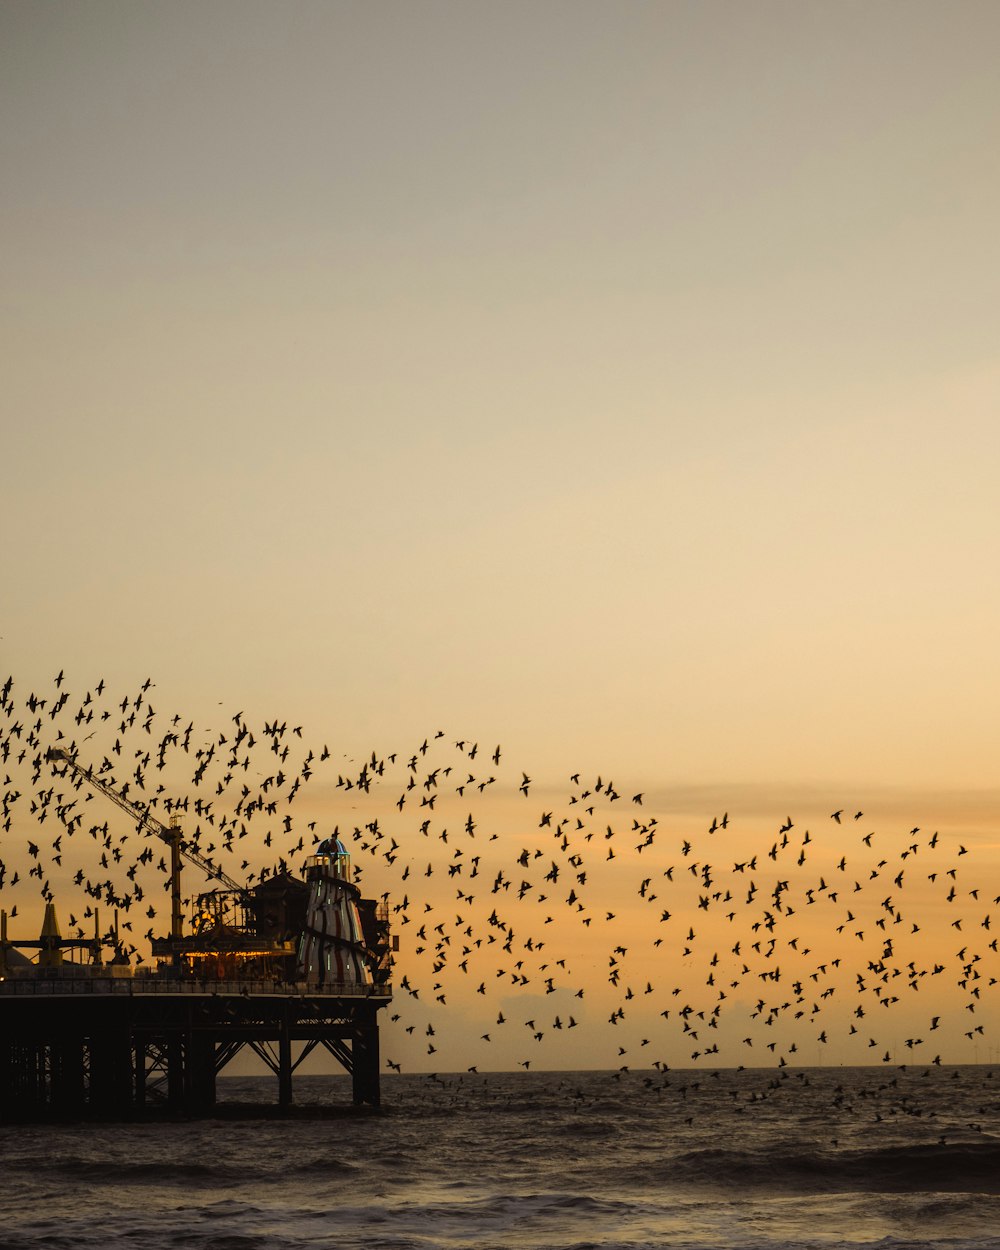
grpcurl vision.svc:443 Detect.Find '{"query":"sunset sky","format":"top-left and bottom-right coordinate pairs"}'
top-left (3, 2), bottom-right (999, 1073)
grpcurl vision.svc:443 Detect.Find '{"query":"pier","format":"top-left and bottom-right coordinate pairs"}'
top-left (0, 751), bottom-right (394, 1120)
top-left (0, 975), bottom-right (390, 1119)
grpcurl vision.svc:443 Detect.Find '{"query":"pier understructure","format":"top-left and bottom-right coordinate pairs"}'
top-left (0, 978), bottom-right (389, 1118)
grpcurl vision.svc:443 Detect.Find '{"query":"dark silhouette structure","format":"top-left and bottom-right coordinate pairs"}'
top-left (0, 750), bottom-right (393, 1120)
top-left (0, 975), bottom-right (389, 1118)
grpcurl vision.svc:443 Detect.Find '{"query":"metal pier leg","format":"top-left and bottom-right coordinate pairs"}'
top-left (135, 1041), bottom-right (147, 1109)
top-left (52, 1034), bottom-right (85, 1115)
top-left (90, 1029), bottom-right (134, 1115)
top-left (167, 1034), bottom-right (185, 1112)
top-left (0, 1036), bottom-right (9, 1114)
top-left (190, 1035), bottom-right (217, 1109)
top-left (352, 1008), bottom-right (380, 1107)
top-left (278, 1023), bottom-right (292, 1108)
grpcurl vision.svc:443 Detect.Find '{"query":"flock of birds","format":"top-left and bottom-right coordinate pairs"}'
top-left (1, 669), bottom-right (998, 1093)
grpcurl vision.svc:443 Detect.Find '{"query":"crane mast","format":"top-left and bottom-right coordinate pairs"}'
top-left (45, 747), bottom-right (245, 942)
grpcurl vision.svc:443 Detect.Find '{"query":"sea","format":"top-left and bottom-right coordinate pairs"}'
top-left (1, 1067), bottom-right (998, 1250)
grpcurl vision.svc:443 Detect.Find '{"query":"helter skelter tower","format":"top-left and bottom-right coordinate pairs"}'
top-left (298, 834), bottom-right (372, 987)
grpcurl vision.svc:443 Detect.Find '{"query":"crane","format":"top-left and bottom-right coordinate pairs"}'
top-left (45, 747), bottom-right (246, 943)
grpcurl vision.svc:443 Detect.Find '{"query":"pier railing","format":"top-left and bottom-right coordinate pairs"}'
top-left (0, 976), bottom-right (392, 999)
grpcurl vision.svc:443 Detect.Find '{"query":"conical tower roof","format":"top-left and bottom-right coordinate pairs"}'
top-left (38, 902), bottom-right (64, 967)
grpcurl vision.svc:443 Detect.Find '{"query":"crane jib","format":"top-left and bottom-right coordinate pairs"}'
top-left (44, 747), bottom-right (247, 900)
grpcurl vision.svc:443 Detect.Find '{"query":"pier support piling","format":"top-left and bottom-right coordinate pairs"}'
top-left (0, 982), bottom-right (390, 1120)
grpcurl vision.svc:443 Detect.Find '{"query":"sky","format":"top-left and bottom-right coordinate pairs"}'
top-left (2, 1), bottom-right (1000, 1075)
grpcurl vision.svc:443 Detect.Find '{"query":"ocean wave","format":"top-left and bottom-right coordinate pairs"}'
top-left (4, 1156), bottom-right (244, 1183)
top-left (294, 1156), bottom-right (364, 1175)
top-left (666, 1140), bottom-right (1000, 1193)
